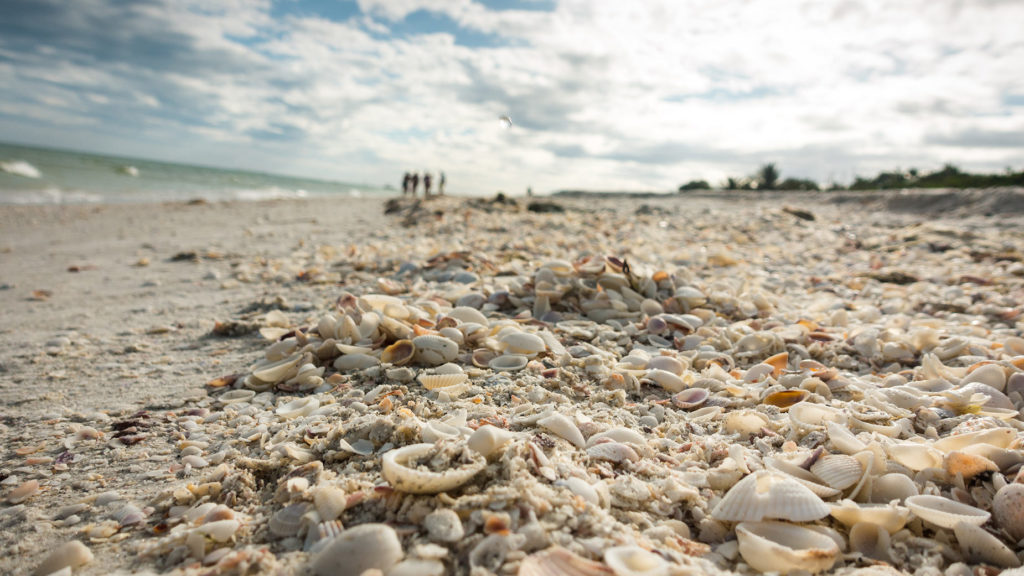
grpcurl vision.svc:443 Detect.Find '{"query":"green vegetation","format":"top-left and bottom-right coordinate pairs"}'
top-left (679, 162), bottom-right (1024, 192)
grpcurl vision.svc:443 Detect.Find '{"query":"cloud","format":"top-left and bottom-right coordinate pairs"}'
top-left (0, 0), bottom-right (1023, 193)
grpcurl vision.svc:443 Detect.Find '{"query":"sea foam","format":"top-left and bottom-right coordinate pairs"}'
top-left (0, 160), bottom-right (42, 179)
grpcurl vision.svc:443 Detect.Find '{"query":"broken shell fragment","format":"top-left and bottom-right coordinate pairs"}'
top-left (736, 521), bottom-right (839, 574)
top-left (381, 442), bottom-right (485, 494)
top-left (538, 412), bottom-right (586, 449)
top-left (467, 425), bottom-right (517, 458)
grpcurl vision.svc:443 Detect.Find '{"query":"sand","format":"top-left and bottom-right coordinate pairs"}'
top-left (2, 189), bottom-right (1024, 576)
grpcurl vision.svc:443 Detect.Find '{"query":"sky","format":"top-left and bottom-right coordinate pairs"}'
top-left (0, 0), bottom-right (1022, 194)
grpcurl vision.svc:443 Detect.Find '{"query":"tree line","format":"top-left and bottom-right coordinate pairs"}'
top-left (679, 163), bottom-right (1024, 192)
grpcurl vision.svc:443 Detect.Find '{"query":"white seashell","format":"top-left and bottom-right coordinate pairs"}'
top-left (586, 442), bottom-right (640, 463)
top-left (811, 454), bottom-right (863, 490)
top-left (954, 521), bottom-right (1021, 568)
top-left (218, 389), bottom-right (256, 405)
top-left (586, 428), bottom-right (647, 451)
top-left (269, 502), bottom-right (311, 537)
top-left (825, 421), bottom-right (867, 455)
top-left (736, 521), bottom-right (840, 574)
top-left (310, 523), bottom-right (404, 576)
top-left (33, 540), bottom-right (93, 576)
top-left (957, 382), bottom-right (1014, 409)
top-left (933, 427), bottom-right (1015, 454)
top-left (645, 369), bottom-right (686, 392)
top-left (886, 442), bottom-right (943, 471)
top-left (789, 402), bottom-right (847, 431)
top-left (869, 473), bottom-right (919, 504)
top-left (421, 420), bottom-right (462, 443)
top-left (194, 519), bottom-right (240, 542)
top-left (558, 477), bottom-right (601, 506)
top-left (418, 372), bottom-right (469, 390)
top-left (723, 410), bottom-right (771, 439)
top-left (671, 387), bottom-right (709, 409)
top-left (6, 479), bottom-right (39, 504)
top-left (489, 354), bottom-right (529, 372)
top-left (313, 485), bottom-right (348, 522)
top-left (499, 331), bottom-right (546, 356)
top-left (333, 353), bottom-right (380, 371)
top-left (905, 494), bottom-right (990, 529)
top-left (388, 559), bottom-right (446, 576)
top-left (765, 457), bottom-right (841, 498)
top-left (252, 353), bottom-right (303, 383)
top-left (538, 413), bottom-right (586, 449)
top-left (467, 425), bottom-right (517, 458)
top-left (381, 443), bottom-right (485, 494)
top-left (829, 500), bottom-right (909, 533)
top-left (647, 355), bottom-right (685, 375)
top-left (423, 508), bottom-right (464, 543)
top-left (518, 546), bottom-right (613, 576)
top-left (712, 471), bottom-right (830, 522)
top-left (848, 522), bottom-right (892, 563)
top-left (448, 306), bottom-right (490, 326)
top-left (412, 335), bottom-right (459, 366)
top-left (603, 545), bottom-right (668, 576)
top-left (962, 364), bottom-right (1008, 391)
top-left (276, 397), bottom-right (320, 419)
top-left (994, 483), bottom-right (1024, 542)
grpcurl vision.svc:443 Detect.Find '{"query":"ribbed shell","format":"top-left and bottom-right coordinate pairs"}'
top-left (810, 454), bottom-right (863, 490)
top-left (712, 471), bottom-right (830, 522)
top-left (418, 373), bottom-right (469, 390)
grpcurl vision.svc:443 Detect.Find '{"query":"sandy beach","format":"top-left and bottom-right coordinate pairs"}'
top-left (3, 190), bottom-right (1024, 576)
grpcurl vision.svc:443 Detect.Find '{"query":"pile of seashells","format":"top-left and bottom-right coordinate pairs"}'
top-left (134, 198), bottom-right (1024, 575)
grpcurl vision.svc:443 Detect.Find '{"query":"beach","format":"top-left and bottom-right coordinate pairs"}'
top-left (3, 190), bottom-right (1024, 575)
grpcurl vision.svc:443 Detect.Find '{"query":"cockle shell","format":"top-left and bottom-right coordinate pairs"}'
top-left (829, 500), bottom-right (910, 533)
top-left (518, 546), bottom-right (613, 576)
top-left (954, 521), bottom-right (1021, 568)
top-left (765, 457), bottom-right (842, 498)
top-left (538, 413), bottom-right (586, 449)
top-left (811, 454), bottom-right (864, 490)
top-left (603, 545), bottom-right (668, 576)
top-left (418, 372), bottom-right (469, 390)
top-left (467, 425), bottom-right (517, 458)
top-left (412, 335), bottom-right (459, 366)
top-left (736, 521), bottom-right (840, 574)
top-left (310, 523), bottom-right (404, 576)
top-left (905, 494), bottom-right (990, 528)
top-left (381, 443), bottom-right (485, 494)
top-left (712, 471), bottom-right (830, 522)
top-left (489, 354), bottom-right (529, 372)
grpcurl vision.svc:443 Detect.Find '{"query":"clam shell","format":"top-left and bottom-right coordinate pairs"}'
top-left (448, 306), bottom-right (489, 326)
top-left (993, 483), bottom-right (1024, 542)
top-left (647, 355), bottom-right (685, 375)
top-left (381, 443), bottom-right (485, 494)
top-left (538, 413), bottom-right (586, 449)
top-left (905, 494), bottom-right (990, 528)
top-left (489, 354), bottom-right (529, 372)
top-left (712, 471), bottom-right (830, 522)
top-left (955, 521), bottom-right (1021, 568)
top-left (252, 353), bottom-right (303, 383)
top-left (736, 521), bottom-right (840, 574)
top-left (276, 397), bottom-right (320, 419)
top-left (310, 523), bottom-right (404, 576)
top-left (586, 428), bottom-right (647, 452)
top-left (671, 387), bottom-right (709, 409)
top-left (217, 389), bottom-right (256, 405)
top-left (313, 485), bottom-right (348, 522)
top-left (418, 373), bottom-right (469, 390)
top-left (498, 330), bottom-right (546, 356)
top-left (962, 363), bottom-right (1008, 391)
top-left (829, 500), bottom-right (909, 533)
top-left (603, 545), bottom-right (668, 576)
top-left (518, 546), bottom-right (613, 576)
top-left (411, 335), bottom-right (459, 365)
top-left (764, 389), bottom-right (810, 410)
top-left (381, 339), bottom-right (415, 366)
top-left (194, 519), bottom-right (240, 542)
top-left (723, 410), bottom-right (771, 439)
top-left (333, 353), bottom-right (380, 371)
top-left (869, 473), bottom-right (919, 504)
top-left (825, 421), bottom-right (867, 455)
top-left (467, 425), bottom-right (517, 458)
top-left (811, 454), bottom-right (863, 490)
top-left (789, 402), bottom-right (847, 431)
top-left (886, 442), bottom-right (943, 471)
top-left (421, 420), bottom-right (463, 443)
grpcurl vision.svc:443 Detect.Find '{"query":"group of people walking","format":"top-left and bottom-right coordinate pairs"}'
top-left (402, 171), bottom-right (445, 198)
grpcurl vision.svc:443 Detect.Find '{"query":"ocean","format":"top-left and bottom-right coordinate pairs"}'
top-left (0, 142), bottom-right (392, 204)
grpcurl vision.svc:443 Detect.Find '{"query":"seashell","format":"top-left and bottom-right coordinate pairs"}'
top-left (905, 494), bottom-right (990, 529)
top-left (765, 457), bottom-right (842, 498)
top-left (811, 454), bottom-right (864, 490)
top-left (489, 354), bottom-right (529, 372)
top-left (194, 519), bottom-right (240, 542)
top-left (963, 363), bottom-right (1008, 391)
top-left (269, 502), bottom-right (311, 537)
top-left (764, 389), bottom-right (810, 411)
top-left (736, 521), bottom-right (840, 574)
top-left (218, 389), bottom-right (256, 405)
top-left (381, 442), bottom-right (485, 494)
top-left (435, 362), bottom-right (464, 375)
top-left (712, 471), bottom-right (830, 522)
top-left (313, 485), bottom-right (348, 522)
top-left (671, 387), bottom-right (709, 409)
top-left (955, 521), bottom-right (1021, 568)
top-left (448, 306), bottom-right (489, 326)
top-left (957, 382), bottom-right (1014, 410)
top-left (499, 330), bottom-right (546, 356)
top-left (829, 500), bottom-right (910, 533)
top-left (251, 353), bottom-right (303, 383)
top-left (381, 339), bottom-right (415, 365)
top-left (33, 540), bottom-right (93, 576)
top-left (848, 522), bottom-right (892, 563)
top-left (869, 473), bottom-right (919, 504)
top-left (467, 425), bottom-right (517, 458)
top-left (885, 442), bottom-right (942, 471)
top-left (944, 451), bottom-right (998, 480)
top-left (6, 479), bottom-right (39, 504)
top-left (518, 546), bottom-right (613, 576)
top-left (388, 559), bottom-right (446, 576)
top-left (764, 351), bottom-right (789, 377)
top-left (111, 503), bottom-right (146, 526)
top-left (647, 355), bottom-right (685, 375)
top-left (825, 421), bottom-right (867, 455)
top-left (586, 428), bottom-right (647, 451)
top-left (276, 397), bottom-right (320, 419)
top-left (789, 402), bottom-right (847, 432)
top-left (412, 335), bottom-right (459, 365)
top-left (423, 508), bottom-right (464, 543)
top-left (723, 410), bottom-right (771, 439)
top-left (558, 477), bottom-right (601, 506)
top-left (603, 545), bottom-right (668, 576)
top-left (645, 369), bottom-right (686, 392)
top-left (310, 523), bottom-right (404, 576)
top-left (586, 442), bottom-right (640, 464)
top-left (993, 483), bottom-right (1024, 542)
top-left (333, 353), bottom-right (380, 371)
top-left (538, 413), bottom-right (586, 449)
top-left (418, 372), bottom-right (469, 390)
top-left (933, 427), bottom-right (1015, 454)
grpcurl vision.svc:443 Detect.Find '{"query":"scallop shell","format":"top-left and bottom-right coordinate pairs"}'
top-left (488, 354), bottom-right (529, 372)
top-left (766, 457), bottom-right (842, 498)
top-left (848, 522), bottom-right (893, 563)
top-left (499, 331), bottom-right (546, 356)
top-left (869, 473), bottom-right (919, 504)
top-left (518, 546), bottom-right (613, 576)
top-left (829, 500), bottom-right (910, 533)
top-left (736, 521), bottom-right (840, 574)
top-left (955, 521), bottom-right (1021, 568)
top-left (310, 523), bottom-right (404, 576)
top-left (276, 397), bottom-right (320, 419)
top-left (603, 545), bottom-right (668, 576)
top-left (811, 454), bottom-right (863, 490)
top-left (381, 339), bottom-right (415, 366)
top-left (538, 413), bottom-right (586, 449)
top-left (671, 387), bottom-right (709, 409)
top-left (418, 372), bottom-right (470, 390)
top-left (905, 494), bottom-right (990, 528)
top-left (411, 335), bottom-right (459, 366)
top-left (712, 471), bottom-right (830, 522)
top-left (381, 443), bottom-right (485, 494)
top-left (467, 425), bottom-right (517, 458)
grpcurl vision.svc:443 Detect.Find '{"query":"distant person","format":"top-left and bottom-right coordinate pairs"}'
top-left (439, 172), bottom-right (446, 195)
top-left (402, 172), bottom-right (410, 196)
top-left (424, 173), bottom-right (432, 197)
top-left (411, 172), bottom-right (419, 198)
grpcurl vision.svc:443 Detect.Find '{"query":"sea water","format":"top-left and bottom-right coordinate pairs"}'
top-left (0, 142), bottom-right (392, 204)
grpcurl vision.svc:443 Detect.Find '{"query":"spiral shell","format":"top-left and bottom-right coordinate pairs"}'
top-left (381, 443), bottom-right (485, 494)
